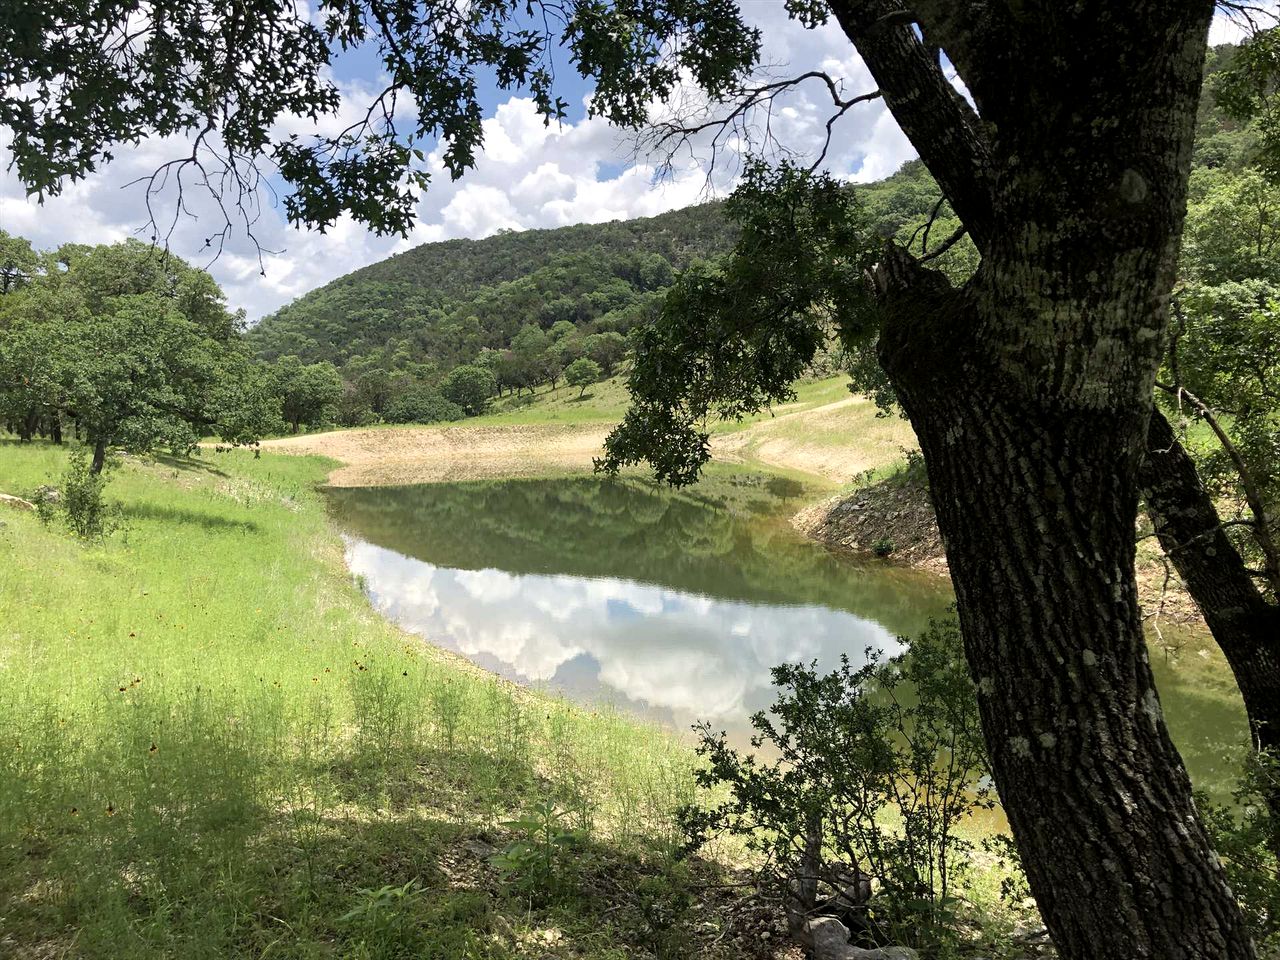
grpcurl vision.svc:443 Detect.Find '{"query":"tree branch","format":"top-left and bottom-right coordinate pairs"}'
top-left (825, 0), bottom-right (996, 251)
top-left (1156, 379), bottom-right (1280, 593)
top-left (638, 70), bottom-right (880, 183)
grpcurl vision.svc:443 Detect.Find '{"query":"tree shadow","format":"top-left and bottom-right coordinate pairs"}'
top-left (152, 452), bottom-right (230, 478)
top-left (121, 502), bottom-right (259, 532)
top-left (1, 715), bottom-right (770, 960)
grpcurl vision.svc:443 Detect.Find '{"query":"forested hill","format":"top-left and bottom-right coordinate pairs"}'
top-left (247, 202), bottom-right (737, 371)
top-left (247, 44), bottom-right (1243, 416)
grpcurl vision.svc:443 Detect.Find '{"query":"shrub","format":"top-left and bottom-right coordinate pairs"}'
top-left (1200, 751), bottom-right (1280, 949)
top-left (680, 617), bottom-right (995, 949)
top-left (384, 389), bottom-right (463, 425)
top-left (871, 537), bottom-right (895, 558)
top-left (43, 449), bottom-right (121, 540)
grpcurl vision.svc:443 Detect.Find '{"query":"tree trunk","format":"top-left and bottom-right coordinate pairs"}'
top-left (1141, 406), bottom-right (1280, 851)
top-left (823, 0), bottom-right (1251, 953)
top-left (51, 416), bottom-right (63, 445)
top-left (872, 246), bottom-right (1253, 958)
top-left (90, 437), bottom-right (107, 475)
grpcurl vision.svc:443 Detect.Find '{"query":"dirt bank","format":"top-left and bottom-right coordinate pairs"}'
top-left (794, 467), bottom-right (1203, 626)
top-left (713, 396), bottom-right (917, 484)
top-left (261, 423), bottom-right (615, 486)
top-left (261, 398), bottom-right (916, 488)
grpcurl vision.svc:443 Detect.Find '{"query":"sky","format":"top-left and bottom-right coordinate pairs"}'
top-left (0, 5), bottom-right (1262, 323)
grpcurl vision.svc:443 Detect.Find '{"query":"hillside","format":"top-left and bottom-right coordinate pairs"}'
top-left (245, 161), bottom-right (961, 376)
top-left (244, 43), bottom-right (1245, 432)
top-left (247, 203), bottom-right (737, 370)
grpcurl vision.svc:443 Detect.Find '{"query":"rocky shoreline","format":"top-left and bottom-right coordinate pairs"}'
top-left (792, 467), bottom-right (1203, 628)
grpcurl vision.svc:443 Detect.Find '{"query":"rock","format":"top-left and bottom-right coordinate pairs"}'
top-left (1012, 923), bottom-right (1050, 943)
top-left (806, 917), bottom-right (918, 960)
top-left (0, 494), bottom-right (36, 512)
top-left (33, 485), bottom-right (60, 503)
top-left (808, 917), bottom-right (853, 959)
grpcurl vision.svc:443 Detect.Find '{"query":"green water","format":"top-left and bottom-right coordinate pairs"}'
top-left (326, 471), bottom-right (1249, 797)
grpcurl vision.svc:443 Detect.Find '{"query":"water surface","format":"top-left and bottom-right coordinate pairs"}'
top-left (328, 473), bottom-right (951, 741)
top-left (326, 472), bottom-right (1249, 796)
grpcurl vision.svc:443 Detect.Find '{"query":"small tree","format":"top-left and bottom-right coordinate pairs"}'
top-left (681, 619), bottom-right (995, 951)
top-left (384, 388), bottom-right (463, 424)
top-left (270, 356), bottom-right (343, 434)
top-left (584, 332), bottom-right (627, 376)
top-left (564, 357), bottom-right (601, 398)
top-left (440, 364), bottom-right (497, 416)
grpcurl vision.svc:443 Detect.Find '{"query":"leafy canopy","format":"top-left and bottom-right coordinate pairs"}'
top-left (0, 0), bottom-right (760, 236)
top-left (598, 161), bottom-right (881, 484)
top-left (0, 239), bottom-right (276, 456)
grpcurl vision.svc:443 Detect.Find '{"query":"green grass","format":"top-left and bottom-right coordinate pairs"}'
top-left (473, 371), bottom-right (858, 431)
top-left (477, 373), bottom-right (636, 424)
top-left (0, 441), bottom-right (743, 960)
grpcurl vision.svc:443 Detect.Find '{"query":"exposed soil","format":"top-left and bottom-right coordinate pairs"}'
top-left (261, 397), bottom-right (916, 488)
top-left (793, 468), bottom-right (1204, 626)
top-left (713, 397), bottom-right (917, 484)
top-left (261, 423), bottom-right (615, 486)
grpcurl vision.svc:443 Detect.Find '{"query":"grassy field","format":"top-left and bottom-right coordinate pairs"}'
top-left (475, 370), bottom-right (859, 432)
top-left (264, 374), bottom-right (917, 488)
top-left (0, 441), bottom-right (754, 960)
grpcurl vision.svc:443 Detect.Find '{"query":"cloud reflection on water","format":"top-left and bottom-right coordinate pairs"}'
top-left (345, 537), bottom-right (901, 736)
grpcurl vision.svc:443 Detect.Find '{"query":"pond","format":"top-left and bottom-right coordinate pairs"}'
top-left (326, 470), bottom-right (1249, 798)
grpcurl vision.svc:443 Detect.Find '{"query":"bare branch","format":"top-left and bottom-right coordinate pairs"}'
top-left (637, 69), bottom-right (880, 185)
top-left (826, 0), bottom-right (996, 250)
top-left (918, 224), bottom-right (968, 263)
top-left (1156, 375), bottom-right (1280, 593)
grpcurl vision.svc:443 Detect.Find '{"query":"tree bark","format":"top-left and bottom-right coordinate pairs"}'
top-left (1141, 406), bottom-right (1280, 851)
top-left (90, 437), bottom-right (107, 475)
top-left (824, 1), bottom-right (1252, 954)
top-left (873, 255), bottom-right (1254, 958)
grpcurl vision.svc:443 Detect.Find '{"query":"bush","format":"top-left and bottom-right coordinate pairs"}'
top-left (680, 617), bottom-right (995, 949)
top-left (871, 537), bottom-right (895, 558)
top-left (1200, 751), bottom-right (1280, 949)
top-left (384, 389), bottom-right (464, 425)
top-left (43, 449), bottom-right (121, 540)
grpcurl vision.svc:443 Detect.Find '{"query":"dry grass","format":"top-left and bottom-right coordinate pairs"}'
top-left (261, 377), bottom-right (919, 488)
top-left (261, 422), bottom-right (615, 486)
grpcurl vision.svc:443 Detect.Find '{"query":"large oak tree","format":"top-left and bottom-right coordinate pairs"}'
top-left (0, 2), bottom-right (1259, 955)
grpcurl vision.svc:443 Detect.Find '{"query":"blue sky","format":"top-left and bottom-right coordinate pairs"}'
top-left (0, 5), bottom-right (1258, 322)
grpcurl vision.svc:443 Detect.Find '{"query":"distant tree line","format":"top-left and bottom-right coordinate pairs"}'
top-left (241, 204), bottom-right (739, 426)
top-left (0, 227), bottom-right (662, 457)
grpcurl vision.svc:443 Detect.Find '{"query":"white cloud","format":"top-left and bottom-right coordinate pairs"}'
top-left (0, 7), bottom-right (1255, 322)
top-left (345, 538), bottom-right (899, 733)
